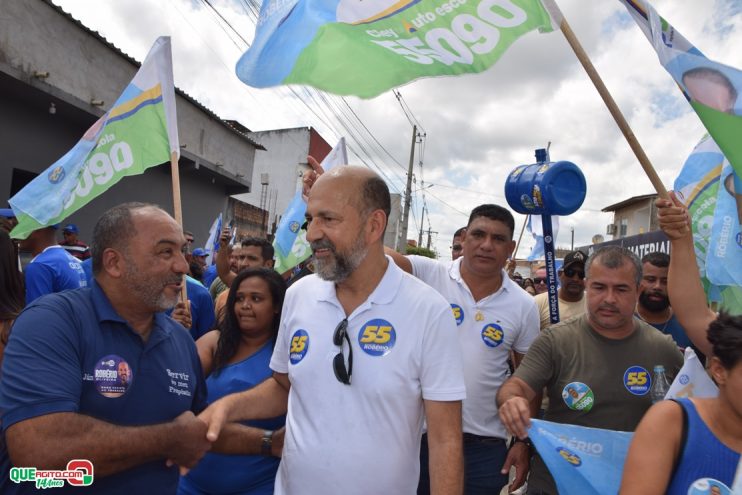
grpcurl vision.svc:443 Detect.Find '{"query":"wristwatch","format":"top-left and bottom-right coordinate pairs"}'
top-left (261, 430), bottom-right (274, 456)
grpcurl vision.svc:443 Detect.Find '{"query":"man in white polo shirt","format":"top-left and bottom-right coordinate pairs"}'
top-left (200, 165), bottom-right (466, 495)
top-left (387, 204), bottom-right (540, 494)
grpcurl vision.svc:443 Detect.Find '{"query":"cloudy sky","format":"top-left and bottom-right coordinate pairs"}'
top-left (52, 0), bottom-right (742, 259)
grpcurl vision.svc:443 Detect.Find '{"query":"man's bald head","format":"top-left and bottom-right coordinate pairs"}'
top-left (312, 166), bottom-right (391, 230)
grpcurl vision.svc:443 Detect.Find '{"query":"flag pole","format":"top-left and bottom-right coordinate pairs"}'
top-left (171, 151), bottom-right (188, 302)
top-left (514, 214), bottom-right (529, 259)
top-left (508, 214), bottom-right (529, 275)
top-left (542, 0), bottom-right (669, 199)
top-left (171, 151), bottom-right (183, 225)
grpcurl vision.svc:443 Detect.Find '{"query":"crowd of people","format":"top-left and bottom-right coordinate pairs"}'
top-left (0, 164), bottom-right (739, 494)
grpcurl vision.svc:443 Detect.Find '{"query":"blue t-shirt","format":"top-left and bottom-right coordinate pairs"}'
top-left (81, 258), bottom-right (93, 285)
top-left (24, 246), bottom-right (87, 304)
top-left (179, 341), bottom-right (284, 495)
top-left (0, 281), bottom-right (208, 494)
top-left (202, 265), bottom-right (218, 289)
top-left (648, 314), bottom-right (691, 349)
top-left (645, 314), bottom-right (705, 364)
top-left (166, 276), bottom-right (216, 341)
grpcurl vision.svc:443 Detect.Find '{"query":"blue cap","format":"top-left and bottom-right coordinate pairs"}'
top-left (192, 248), bottom-right (207, 257)
top-left (63, 223), bottom-right (79, 234)
top-left (0, 208), bottom-right (16, 219)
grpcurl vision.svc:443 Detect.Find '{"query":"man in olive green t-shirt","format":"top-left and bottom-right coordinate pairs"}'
top-left (497, 246), bottom-right (683, 495)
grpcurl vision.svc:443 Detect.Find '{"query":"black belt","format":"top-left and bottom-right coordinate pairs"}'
top-left (462, 433), bottom-right (506, 444)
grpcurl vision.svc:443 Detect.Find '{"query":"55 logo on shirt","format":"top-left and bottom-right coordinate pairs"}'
top-left (450, 304), bottom-right (464, 325)
top-left (623, 366), bottom-right (651, 395)
top-left (290, 330), bottom-right (310, 364)
top-left (481, 323), bottom-right (505, 348)
top-left (358, 319), bottom-right (396, 356)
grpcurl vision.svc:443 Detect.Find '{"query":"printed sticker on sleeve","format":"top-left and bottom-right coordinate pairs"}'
top-left (290, 329), bottom-right (310, 364)
top-left (450, 304), bottom-right (464, 326)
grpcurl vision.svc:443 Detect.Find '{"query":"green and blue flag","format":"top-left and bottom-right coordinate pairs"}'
top-left (236, 0), bottom-right (555, 98)
top-left (10, 37), bottom-right (179, 239)
top-left (674, 135), bottom-right (742, 312)
top-left (620, 0), bottom-right (742, 226)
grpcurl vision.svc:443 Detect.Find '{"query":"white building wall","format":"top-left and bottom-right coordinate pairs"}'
top-left (237, 128), bottom-right (312, 228)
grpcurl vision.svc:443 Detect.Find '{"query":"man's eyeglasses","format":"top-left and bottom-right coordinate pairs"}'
top-left (332, 318), bottom-right (352, 385)
top-left (451, 244), bottom-right (463, 252)
top-left (533, 277), bottom-right (547, 284)
top-left (563, 268), bottom-right (585, 279)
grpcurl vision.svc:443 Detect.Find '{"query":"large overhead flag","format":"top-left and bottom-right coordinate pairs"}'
top-left (620, 0), bottom-right (742, 228)
top-left (236, 0), bottom-right (555, 99)
top-left (10, 37), bottom-right (179, 239)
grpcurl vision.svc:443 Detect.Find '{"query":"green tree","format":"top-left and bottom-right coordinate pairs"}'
top-left (406, 246), bottom-right (436, 259)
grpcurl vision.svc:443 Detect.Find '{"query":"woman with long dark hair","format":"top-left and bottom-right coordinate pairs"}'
top-left (179, 267), bottom-right (287, 495)
top-left (0, 230), bottom-right (24, 367)
top-left (620, 312), bottom-right (742, 494)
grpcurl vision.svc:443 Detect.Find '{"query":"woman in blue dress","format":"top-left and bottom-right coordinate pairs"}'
top-left (619, 312), bottom-right (742, 495)
top-left (179, 267), bottom-right (287, 495)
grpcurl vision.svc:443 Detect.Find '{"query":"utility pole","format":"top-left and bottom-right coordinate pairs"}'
top-left (426, 228), bottom-right (438, 250)
top-left (571, 227), bottom-right (575, 251)
top-left (418, 206), bottom-right (424, 247)
top-left (397, 124), bottom-right (416, 253)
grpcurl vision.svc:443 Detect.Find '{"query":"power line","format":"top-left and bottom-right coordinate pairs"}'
top-left (393, 90), bottom-right (426, 134)
top-left (339, 98), bottom-right (406, 171)
top-left (424, 190), bottom-right (470, 217)
top-left (200, 0), bottom-right (251, 47)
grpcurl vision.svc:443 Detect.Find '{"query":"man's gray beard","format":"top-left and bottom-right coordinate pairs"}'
top-left (313, 236), bottom-right (368, 283)
top-left (121, 256), bottom-right (181, 311)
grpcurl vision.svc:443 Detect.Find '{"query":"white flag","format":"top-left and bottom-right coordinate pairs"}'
top-left (203, 213), bottom-right (222, 266)
top-left (665, 347), bottom-right (718, 400)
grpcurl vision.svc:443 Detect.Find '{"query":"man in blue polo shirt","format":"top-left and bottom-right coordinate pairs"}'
top-left (169, 276), bottom-right (216, 340)
top-left (19, 225), bottom-right (87, 304)
top-left (0, 203), bottom-right (212, 494)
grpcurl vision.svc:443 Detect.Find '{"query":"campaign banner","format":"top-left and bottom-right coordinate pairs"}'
top-left (620, 0), bottom-right (742, 230)
top-left (236, 0), bottom-right (555, 98)
top-left (10, 37), bottom-right (179, 239)
top-left (674, 135), bottom-right (742, 313)
top-left (529, 419), bottom-right (633, 495)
